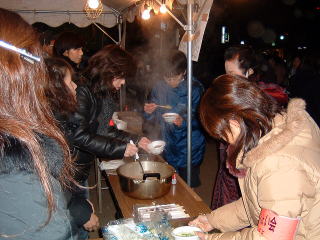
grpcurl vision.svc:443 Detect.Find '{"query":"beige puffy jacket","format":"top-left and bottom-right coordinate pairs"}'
top-left (207, 99), bottom-right (320, 240)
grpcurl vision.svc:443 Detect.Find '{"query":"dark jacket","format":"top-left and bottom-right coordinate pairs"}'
top-left (96, 90), bottom-right (119, 136)
top-left (0, 134), bottom-right (74, 240)
top-left (145, 77), bottom-right (205, 168)
top-left (70, 85), bottom-right (139, 182)
top-left (61, 56), bottom-right (86, 86)
top-left (53, 112), bottom-right (92, 228)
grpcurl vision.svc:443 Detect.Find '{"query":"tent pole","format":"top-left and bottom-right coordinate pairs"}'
top-left (186, 0), bottom-right (193, 186)
top-left (12, 9), bottom-right (114, 14)
top-left (152, 2), bottom-right (193, 183)
top-left (92, 22), bottom-right (118, 44)
top-left (118, 15), bottom-right (122, 46)
top-left (118, 14), bottom-right (125, 111)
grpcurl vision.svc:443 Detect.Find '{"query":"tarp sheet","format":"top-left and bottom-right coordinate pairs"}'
top-left (0, 0), bottom-right (138, 27)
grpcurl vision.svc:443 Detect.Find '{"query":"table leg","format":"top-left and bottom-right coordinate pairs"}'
top-left (102, 172), bottom-right (123, 219)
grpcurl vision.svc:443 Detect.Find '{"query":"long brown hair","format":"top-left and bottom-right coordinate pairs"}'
top-left (85, 44), bottom-right (136, 98)
top-left (0, 8), bottom-right (74, 225)
top-left (44, 57), bottom-right (77, 116)
top-left (200, 74), bottom-right (281, 170)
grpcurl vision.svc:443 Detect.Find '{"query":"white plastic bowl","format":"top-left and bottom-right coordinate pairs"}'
top-left (172, 226), bottom-right (202, 240)
top-left (162, 113), bottom-right (179, 123)
top-left (114, 119), bottom-right (127, 130)
top-left (147, 140), bottom-right (166, 155)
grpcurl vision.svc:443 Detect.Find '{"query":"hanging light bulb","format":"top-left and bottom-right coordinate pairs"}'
top-left (84, 0), bottom-right (103, 19)
top-left (160, 5), bottom-right (167, 13)
top-left (142, 9), bottom-right (151, 20)
top-left (160, 0), bottom-right (167, 13)
top-left (142, 4), bottom-right (151, 20)
top-left (87, 0), bottom-right (99, 9)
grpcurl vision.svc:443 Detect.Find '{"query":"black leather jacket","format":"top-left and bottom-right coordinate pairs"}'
top-left (70, 86), bottom-right (140, 181)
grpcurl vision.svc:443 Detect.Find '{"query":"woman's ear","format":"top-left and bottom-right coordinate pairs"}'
top-left (246, 68), bottom-right (254, 77)
top-left (227, 119), bottom-right (241, 144)
top-left (229, 119), bottom-right (240, 128)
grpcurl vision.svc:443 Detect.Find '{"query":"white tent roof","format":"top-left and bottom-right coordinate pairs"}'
top-left (0, 0), bottom-right (139, 28)
top-left (103, 0), bottom-right (138, 12)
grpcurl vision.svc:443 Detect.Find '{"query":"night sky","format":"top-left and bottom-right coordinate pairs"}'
top-left (208, 0), bottom-right (320, 49)
top-left (32, 0), bottom-right (320, 82)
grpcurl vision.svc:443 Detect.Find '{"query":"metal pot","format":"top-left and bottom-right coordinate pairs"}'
top-left (116, 161), bottom-right (174, 199)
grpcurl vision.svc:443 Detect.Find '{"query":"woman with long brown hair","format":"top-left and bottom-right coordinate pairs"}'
top-left (45, 57), bottom-right (77, 118)
top-left (0, 8), bottom-right (75, 239)
top-left (44, 57), bottom-right (78, 149)
top-left (88, 44), bottom-right (136, 136)
top-left (69, 44), bottom-right (150, 188)
top-left (44, 57), bottom-right (99, 239)
top-left (190, 74), bottom-right (320, 239)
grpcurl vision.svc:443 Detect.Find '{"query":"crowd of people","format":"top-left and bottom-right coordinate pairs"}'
top-left (0, 8), bottom-right (150, 240)
top-left (1, 7), bottom-right (320, 240)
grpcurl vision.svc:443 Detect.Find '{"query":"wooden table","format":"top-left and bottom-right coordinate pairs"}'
top-left (106, 172), bottom-right (211, 219)
top-left (90, 172), bottom-right (210, 240)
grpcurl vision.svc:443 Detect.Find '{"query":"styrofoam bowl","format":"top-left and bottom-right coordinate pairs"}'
top-left (115, 119), bottom-right (127, 130)
top-left (162, 113), bottom-right (179, 123)
top-left (172, 226), bottom-right (202, 240)
top-left (147, 140), bottom-right (166, 155)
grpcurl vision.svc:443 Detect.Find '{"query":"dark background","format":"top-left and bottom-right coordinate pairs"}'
top-left (33, 0), bottom-right (320, 85)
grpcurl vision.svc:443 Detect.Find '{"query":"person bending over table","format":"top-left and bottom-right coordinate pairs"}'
top-left (69, 44), bottom-right (150, 195)
top-left (190, 74), bottom-right (320, 240)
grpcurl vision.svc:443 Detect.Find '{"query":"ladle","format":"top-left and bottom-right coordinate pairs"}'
top-left (130, 140), bottom-right (145, 176)
top-left (137, 158), bottom-right (145, 177)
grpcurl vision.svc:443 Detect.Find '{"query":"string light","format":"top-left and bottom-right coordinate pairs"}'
top-left (142, 4), bottom-right (151, 20)
top-left (87, 0), bottom-right (99, 9)
top-left (141, 0), bottom-right (169, 20)
top-left (84, 0), bottom-right (103, 19)
top-left (142, 9), bottom-right (151, 19)
top-left (160, 0), bottom-right (167, 13)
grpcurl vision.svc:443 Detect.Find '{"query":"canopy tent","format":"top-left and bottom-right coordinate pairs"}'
top-left (0, 0), bottom-right (139, 28)
top-left (103, 0), bottom-right (138, 12)
top-left (1, 0), bottom-right (213, 186)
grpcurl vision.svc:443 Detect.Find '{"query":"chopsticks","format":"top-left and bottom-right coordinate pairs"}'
top-left (157, 105), bottom-right (172, 109)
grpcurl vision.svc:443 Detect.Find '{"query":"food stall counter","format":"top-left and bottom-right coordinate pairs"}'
top-left (106, 171), bottom-right (211, 219)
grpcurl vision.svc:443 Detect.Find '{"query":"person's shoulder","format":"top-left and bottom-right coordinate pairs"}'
top-left (152, 80), bottom-right (169, 92)
top-left (192, 77), bottom-right (203, 87)
top-left (76, 85), bottom-right (92, 98)
top-left (153, 79), bottom-right (166, 87)
top-left (0, 135), bottom-right (29, 163)
top-left (0, 134), bottom-right (62, 175)
top-left (76, 84), bottom-right (89, 92)
top-left (191, 77), bottom-right (204, 94)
